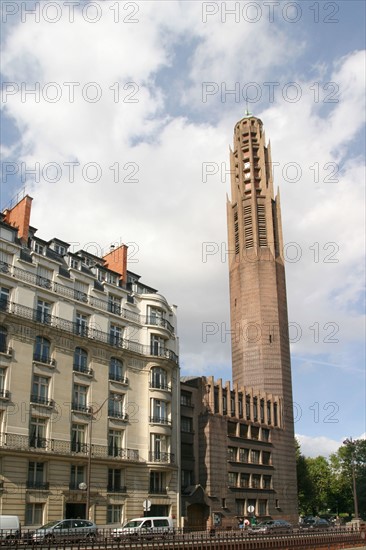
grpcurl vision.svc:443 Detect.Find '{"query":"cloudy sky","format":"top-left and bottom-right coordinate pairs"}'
top-left (1, 0), bottom-right (365, 457)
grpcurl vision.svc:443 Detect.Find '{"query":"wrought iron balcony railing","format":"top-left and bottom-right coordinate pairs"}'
top-left (149, 452), bottom-right (175, 463)
top-left (6, 301), bottom-right (178, 364)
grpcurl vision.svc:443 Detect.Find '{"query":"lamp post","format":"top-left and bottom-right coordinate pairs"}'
top-left (343, 437), bottom-right (359, 520)
top-left (86, 395), bottom-right (122, 519)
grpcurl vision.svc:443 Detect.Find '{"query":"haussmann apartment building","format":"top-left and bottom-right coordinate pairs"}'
top-left (0, 195), bottom-right (180, 526)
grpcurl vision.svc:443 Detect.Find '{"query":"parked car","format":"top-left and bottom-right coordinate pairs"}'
top-left (300, 517), bottom-right (330, 529)
top-left (112, 517), bottom-right (174, 540)
top-left (0, 516), bottom-right (21, 543)
top-left (249, 519), bottom-right (293, 535)
top-left (32, 519), bottom-right (97, 542)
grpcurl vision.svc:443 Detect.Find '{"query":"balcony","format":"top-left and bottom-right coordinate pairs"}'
top-left (0, 389), bottom-right (10, 400)
top-left (1, 433), bottom-right (140, 461)
top-left (149, 416), bottom-right (171, 426)
top-left (149, 487), bottom-right (167, 495)
top-left (107, 485), bottom-right (127, 493)
top-left (30, 395), bottom-right (54, 407)
top-left (149, 452), bottom-right (175, 464)
top-left (33, 352), bottom-right (55, 367)
top-left (108, 409), bottom-right (129, 421)
top-left (146, 316), bottom-right (175, 335)
top-left (5, 300), bottom-right (179, 363)
top-left (26, 480), bottom-right (50, 490)
top-left (109, 373), bottom-right (128, 385)
top-left (73, 364), bottom-right (94, 377)
top-left (149, 381), bottom-right (171, 391)
top-left (71, 402), bottom-right (91, 414)
top-left (71, 441), bottom-right (89, 453)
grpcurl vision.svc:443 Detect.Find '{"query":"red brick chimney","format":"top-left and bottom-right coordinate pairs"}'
top-left (3, 195), bottom-right (33, 243)
top-left (103, 244), bottom-right (128, 283)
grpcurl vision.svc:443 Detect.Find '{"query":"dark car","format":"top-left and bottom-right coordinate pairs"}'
top-left (300, 517), bottom-right (330, 529)
top-left (249, 519), bottom-right (293, 535)
top-left (32, 519), bottom-right (98, 542)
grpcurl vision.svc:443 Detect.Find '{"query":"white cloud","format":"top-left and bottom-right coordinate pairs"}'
top-left (1, 2), bottom-right (365, 435)
top-left (296, 434), bottom-right (341, 457)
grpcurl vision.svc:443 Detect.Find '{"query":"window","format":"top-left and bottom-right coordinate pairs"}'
top-left (228, 472), bottom-right (237, 486)
top-left (34, 336), bottom-right (51, 363)
top-left (181, 470), bottom-right (193, 488)
top-left (149, 471), bottom-right (165, 493)
top-left (238, 394), bottom-right (243, 418)
top-left (54, 243), bottom-right (66, 255)
top-left (181, 416), bottom-right (193, 433)
top-left (110, 324), bottom-right (123, 346)
top-left (0, 367), bottom-right (7, 396)
top-left (258, 499), bottom-right (267, 515)
top-left (31, 375), bottom-right (50, 405)
top-left (147, 306), bottom-right (165, 326)
top-left (108, 295), bottom-right (121, 315)
top-left (253, 398), bottom-right (258, 421)
top-left (108, 393), bottom-right (124, 419)
top-left (36, 266), bottom-right (52, 289)
top-left (180, 391), bottom-right (192, 407)
top-left (150, 334), bottom-right (165, 356)
top-left (73, 347), bottom-right (88, 373)
top-left (251, 450), bottom-right (260, 464)
top-left (227, 422), bottom-right (236, 436)
top-left (150, 433), bottom-right (169, 461)
top-left (70, 464), bottom-right (84, 489)
top-left (27, 462), bottom-right (46, 489)
top-left (108, 468), bottom-right (123, 492)
top-left (263, 475), bottom-right (272, 489)
top-left (108, 430), bottom-right (123, 457)
top-left (107, 504), bottom-right (122, 524)
top-left (75, 312), bottom-right (88, 337)
top-left (0, 287), bottom-right (9, 311)
top-left (150, 367), bottom-right (168, 390)
top-left (262, 428), bottom-right (270, 442)
top-left (227, 447), bottom-right (236, 461)
top-left (29, 417), bottom-right (46, 448)
top-left (260, 399), bottom-right (265, 423)
top-left (251, 426), bottom-right (259, 440)
top-left (266, 401), bottom-right (272, 425)
top-left (71, 424), bottom-right (86, 453)
top-left (238, 448), bottom-right (249, 463)
top-left (239, 473), bottom-right (249, 488)
top-left (0, 326), bottom-right (7, 354)
top-left (109, 357), bottom-right (124, 382)
top-left (150, 399), bottom-right (168, 424)
top-left (34, 242), bottom-right (44, 255)
top-left (262, 451), bottom-right (271, 465)
top-left (72, 384), bottom-right (88, 412)
top-left (36, 299), bottom-right (51, 324)
top-left (246, 395), bottom-right (251, 420)
top-left (236, 499), bottom-right (245, 516)
top-left (25, 503), bottom-right (43, 525)
top-left (252, 474), bottom-right (261, 489)
top-left (74, 281), bottom-right (88, 302)
top-left (70, 257), bottom-right (79, 269)
top-left (181, 443), bottom-right (193, 459)
top-left (274, 403), bottom-right (278, 426)
top-left (239, 423), bottom-right (248, 438)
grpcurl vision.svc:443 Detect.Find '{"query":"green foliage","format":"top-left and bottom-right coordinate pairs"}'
top-left (296, 438), bottom-right (366, 519)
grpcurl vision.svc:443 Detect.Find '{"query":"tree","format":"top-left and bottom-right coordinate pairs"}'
top-left (330, 439), bottom-right (366, 519)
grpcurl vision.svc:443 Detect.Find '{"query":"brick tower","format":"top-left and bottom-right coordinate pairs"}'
top-left (227, 113), bottom-right (298, 520)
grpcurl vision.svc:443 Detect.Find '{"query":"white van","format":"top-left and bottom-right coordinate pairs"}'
top-left (0, 516), bottom-right (21, 541)
top-left (112, 517), bottom-right (174, 540)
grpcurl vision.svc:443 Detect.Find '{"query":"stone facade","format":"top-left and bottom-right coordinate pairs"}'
top-left (0, 196), bottom-right (179, 526)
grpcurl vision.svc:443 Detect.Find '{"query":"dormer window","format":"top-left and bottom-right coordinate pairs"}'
top-left (54, 244), bottom-right (66, 256)
top-left (34, 242), bottom-right (44, 255)
top-left (70, 258), bottom-right (79, 269)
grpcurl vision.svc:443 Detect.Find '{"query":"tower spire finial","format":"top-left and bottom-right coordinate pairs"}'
top-left (244, 98), bottom-right (252, 117)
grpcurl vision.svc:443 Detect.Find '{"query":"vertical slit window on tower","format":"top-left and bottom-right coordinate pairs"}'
top-left (243, 204), bottom-right (253, 248)
top-left (257, 204), bottom-right (267, 247)
top-left (234, 209), bottom-right (239, 255)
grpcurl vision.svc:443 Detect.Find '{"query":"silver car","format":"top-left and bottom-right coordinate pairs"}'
top-left (32, 519), bottom-right (98, 542)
